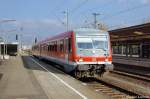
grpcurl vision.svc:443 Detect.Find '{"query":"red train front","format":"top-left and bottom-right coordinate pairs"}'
top-left (32, 28), bottom-right (113, 77)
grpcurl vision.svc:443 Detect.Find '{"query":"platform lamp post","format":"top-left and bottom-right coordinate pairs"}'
top-left (63, 10), bottom-right (69, 31)
top-left (35, 37), bottom-right (37, 44)
top-left (0, 37), bottom-right (3, 59)
top-left (20, 27), bottom-right (23, 50)
top-left (0, 19), bottom-right (16, 59)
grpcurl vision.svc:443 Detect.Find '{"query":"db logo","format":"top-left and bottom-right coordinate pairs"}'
top-left (92, 58), bottom-right (97, 61)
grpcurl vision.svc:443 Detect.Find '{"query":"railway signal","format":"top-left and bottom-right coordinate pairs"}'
top-left (16, 34), bottom-right (18, 40)
top-left (35, 37), bottom-right (37, 44)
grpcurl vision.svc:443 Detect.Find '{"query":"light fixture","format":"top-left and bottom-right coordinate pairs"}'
top-left (111, 35), bottom-right (119, 38)
top-left (133, 31), bottom-right (143, 35)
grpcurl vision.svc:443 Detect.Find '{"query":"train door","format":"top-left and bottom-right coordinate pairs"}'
top-left (68, 38), bottom-right (72, 62)
top-left (65, 38), bottom-right (72, 63)
top-left (65, 38), bottom-right (69, 63)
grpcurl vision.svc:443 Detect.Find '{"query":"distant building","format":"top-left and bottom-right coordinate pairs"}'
top-left (22, 45), bottom-right (32, 50)
top-left (0, 42), bottom-right (19, 57)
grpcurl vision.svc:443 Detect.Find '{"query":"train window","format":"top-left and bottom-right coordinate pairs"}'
top-left (68, 38), bottom-right (72, 53)
top-left (76, 38), bottom-right (92, 49)
top-left (55, 41), bottom-right (57, 52)
top-left (59, 40), bottom-right (64, 52)
top-left (78, 42), bottom-right (93, 49)
top-left (56, 41), bottom-right (58, 51)
top-left (48, 45), bottom-right (50, 51)
top-left (65, 38), bottom-right (68, 53)
top-left (92, 37), bottom-right (108, 50)
top-left (93, 40), bottom-right (108, 50)
top-left (60, 40), bottom-right (64, 52)
top-left (51, 42), bottom-right (54, 51)
top-left (50, 44), bottom-right (51, 51)
top-left (52, 45), bottom-right (54, 51)
top-left (54, 44), bottom-right (57, 52)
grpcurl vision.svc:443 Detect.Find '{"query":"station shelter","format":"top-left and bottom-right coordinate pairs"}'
top-left (109, 23), bottom-right (150, 59)
top-left (0, 42), bottom-right (18, 59)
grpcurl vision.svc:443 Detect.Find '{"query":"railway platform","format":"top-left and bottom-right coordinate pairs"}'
top-left (112, 56), bottom-right (150, 68)
top-left (0, 54), bottom-right (110, 99)
top-left (112, 56), bottom-right (150, 77)
top-left (0, 56), bottom-right (48, 99)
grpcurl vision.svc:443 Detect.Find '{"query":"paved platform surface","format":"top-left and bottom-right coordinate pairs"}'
top-left (0, 55), bottom-right (110, 99)
top-left (0, 56), bottom-right (48, 99)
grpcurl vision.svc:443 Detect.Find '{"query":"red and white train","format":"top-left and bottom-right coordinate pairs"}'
top-left (32, 28), bottom-right (113, 77)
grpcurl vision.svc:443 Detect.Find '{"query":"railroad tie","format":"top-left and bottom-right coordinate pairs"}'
top-left (96, 89), bottom-right (111, 92)
top-left (98, 88), bottom-right (112, 91)
top-left (92, 84), bottom-right (105, 87)
top-left (94, 86), bottom-right (108, 89)
top-left (111, 93), bottom-right (127, 98)
top-left (107, 92), bottom-right (118, 95)
top-left (101, 90), bottom-right (114, 93)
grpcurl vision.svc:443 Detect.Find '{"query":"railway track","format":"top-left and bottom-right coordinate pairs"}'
top-left (34, 57), bottom-right (150, 99)
top-left (110, 70), bottom-right (150, 82)
top-left (80, 77), bottom-right (137, 99)
top-left (113, 63), bottom-right (150, 78)
top-left (94, 71), bottom-right (150, 98)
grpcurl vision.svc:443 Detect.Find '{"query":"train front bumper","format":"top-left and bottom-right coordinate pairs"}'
top-left (76, 61), bottom-right (112, 65)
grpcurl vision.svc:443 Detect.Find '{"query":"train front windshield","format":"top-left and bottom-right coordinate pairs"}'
top-left (76, 35), bottom-right (109, 56)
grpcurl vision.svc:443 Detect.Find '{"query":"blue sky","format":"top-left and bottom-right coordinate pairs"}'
top-left (0, 0), bottom-right (150, 45)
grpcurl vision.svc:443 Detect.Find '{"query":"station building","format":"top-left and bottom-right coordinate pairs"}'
top-left (109, 23), bottom-right (150, 59)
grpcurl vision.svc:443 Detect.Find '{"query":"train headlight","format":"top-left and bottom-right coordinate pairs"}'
top-left (92, 50), bottom-right (96, 54)
top-left (79, 58), bottom-right (83, 62)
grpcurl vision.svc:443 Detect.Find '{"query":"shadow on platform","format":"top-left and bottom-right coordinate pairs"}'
top-left (0, 73), bottom-right (3, 81)
top-left (21, 56), bottom-right (66, 75)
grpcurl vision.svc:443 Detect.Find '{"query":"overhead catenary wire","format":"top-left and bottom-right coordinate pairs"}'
top-left (51, 0), bottom-right (89, 27)
top-left (47, 0), bottom-right (68, 26)
top-left (82, 3), bottom-right (150, 28)
top-left (101, 3), bottom-right (150, 20)
top-left (70, 0), bottom-right (114, 28)
top-left (50, 0), bottom-right (88, 28)
top-left (108, 16), bottom-right (150, 30)
top-left (70, 0), bottom-right (89, 14)
top-left (51, 1), bottom-right (150, 30)
top-left (52, 0), bottom-right (112, 29)
top-left (73, 0), bottom-right (114, 17)
top-left (62, 0), bottom-right (90, 29)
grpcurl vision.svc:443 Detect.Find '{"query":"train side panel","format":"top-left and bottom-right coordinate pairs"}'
top-left (35, 31), bottom-right (77, 72)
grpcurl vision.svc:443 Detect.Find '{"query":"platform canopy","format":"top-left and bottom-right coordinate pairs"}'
top-left (109, 23), bottom-right (150, 41)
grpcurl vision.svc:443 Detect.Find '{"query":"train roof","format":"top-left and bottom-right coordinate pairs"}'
top-left (34, 28), bottom-right (108, 45)
top-left (73, 28), bottom-right (107, 33)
